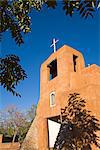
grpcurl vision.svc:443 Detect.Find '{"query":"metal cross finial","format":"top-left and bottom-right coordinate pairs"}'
top-left (50, 38), bottom-right (59, 53)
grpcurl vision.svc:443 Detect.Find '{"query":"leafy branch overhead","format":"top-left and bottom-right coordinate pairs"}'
top-left (0, 0), bottom-right (100, 45)
top-left (0, 0), bottom-right (42, 45)
top-left (0, 55), bottom-right (27, 97)
top-left (54, 93), bottom-right (100, 150)
top-left (63, 0), bottom-right (100, 18)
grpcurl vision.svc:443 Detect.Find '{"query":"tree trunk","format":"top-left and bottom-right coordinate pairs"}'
top-left (12, 130), bottom-right (17, 143)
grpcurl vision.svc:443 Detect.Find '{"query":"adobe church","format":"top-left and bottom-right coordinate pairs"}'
top-left (21, 44), bottom-right (100, 150)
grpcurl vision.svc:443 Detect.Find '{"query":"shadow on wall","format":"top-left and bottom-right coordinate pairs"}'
top-left (54, 93), bottom-right (100, 150)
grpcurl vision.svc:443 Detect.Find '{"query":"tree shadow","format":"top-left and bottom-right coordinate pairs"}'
top-left (54, 93), bottom-right (100, 150)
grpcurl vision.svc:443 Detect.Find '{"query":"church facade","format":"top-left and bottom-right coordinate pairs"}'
top-left (21, 45), bottom-right (100, 150)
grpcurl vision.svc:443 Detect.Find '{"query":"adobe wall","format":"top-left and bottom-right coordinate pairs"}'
top-left (21, 116), bottom-right (39, 150)
top-left (0, 135), bottom-right (20, 150)
top-left (21, 45), bottom-right (100, 150)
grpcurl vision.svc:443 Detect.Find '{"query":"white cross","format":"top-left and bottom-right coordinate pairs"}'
top-left (50, 38), bottom-right (59, 53)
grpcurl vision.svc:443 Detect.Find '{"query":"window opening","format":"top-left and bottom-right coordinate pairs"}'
top-left (73, 55), bottom-right (78, 72)
top-left (50, 92), bottom-right (55, 106)
top-left (48, 59), bottom-right (57, 80)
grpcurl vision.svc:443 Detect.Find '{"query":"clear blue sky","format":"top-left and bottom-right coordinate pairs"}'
top-left (1, 4), bottom-right (100, 112)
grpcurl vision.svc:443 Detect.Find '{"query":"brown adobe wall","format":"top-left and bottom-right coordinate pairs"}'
top-left (0, 135), bottom-right (20, 150)
top-left (21, 45), bottom-right (100, 150)
top-left (20, 116), bottom-right (39, 150)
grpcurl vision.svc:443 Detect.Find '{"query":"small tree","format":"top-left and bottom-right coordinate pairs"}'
top-left (54, 93), bottom-right (100, 150)
top-left (0, 105), bottom-right (30, 143)
top-left (0, 104), bottom-right (36, 143)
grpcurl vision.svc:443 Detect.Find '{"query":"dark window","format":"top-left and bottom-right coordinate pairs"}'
top-left (73, 55), bottom-right (78, 72)
top-left (48, 59), bottom-right (57, 80)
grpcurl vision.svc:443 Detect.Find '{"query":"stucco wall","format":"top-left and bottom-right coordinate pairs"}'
top-left (0, 135), bottom-right (20, 150)
top-left (21, 45), bottom-right (100, 150)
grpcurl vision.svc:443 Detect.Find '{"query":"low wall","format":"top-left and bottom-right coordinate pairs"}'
top-left (0, 135), bottom-right (20, 150)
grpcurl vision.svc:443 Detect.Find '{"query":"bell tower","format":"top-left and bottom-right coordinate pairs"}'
top-left (37, 45), bottom-right (85, 118)
top-left (34, 45), bottom-right (85, 149)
